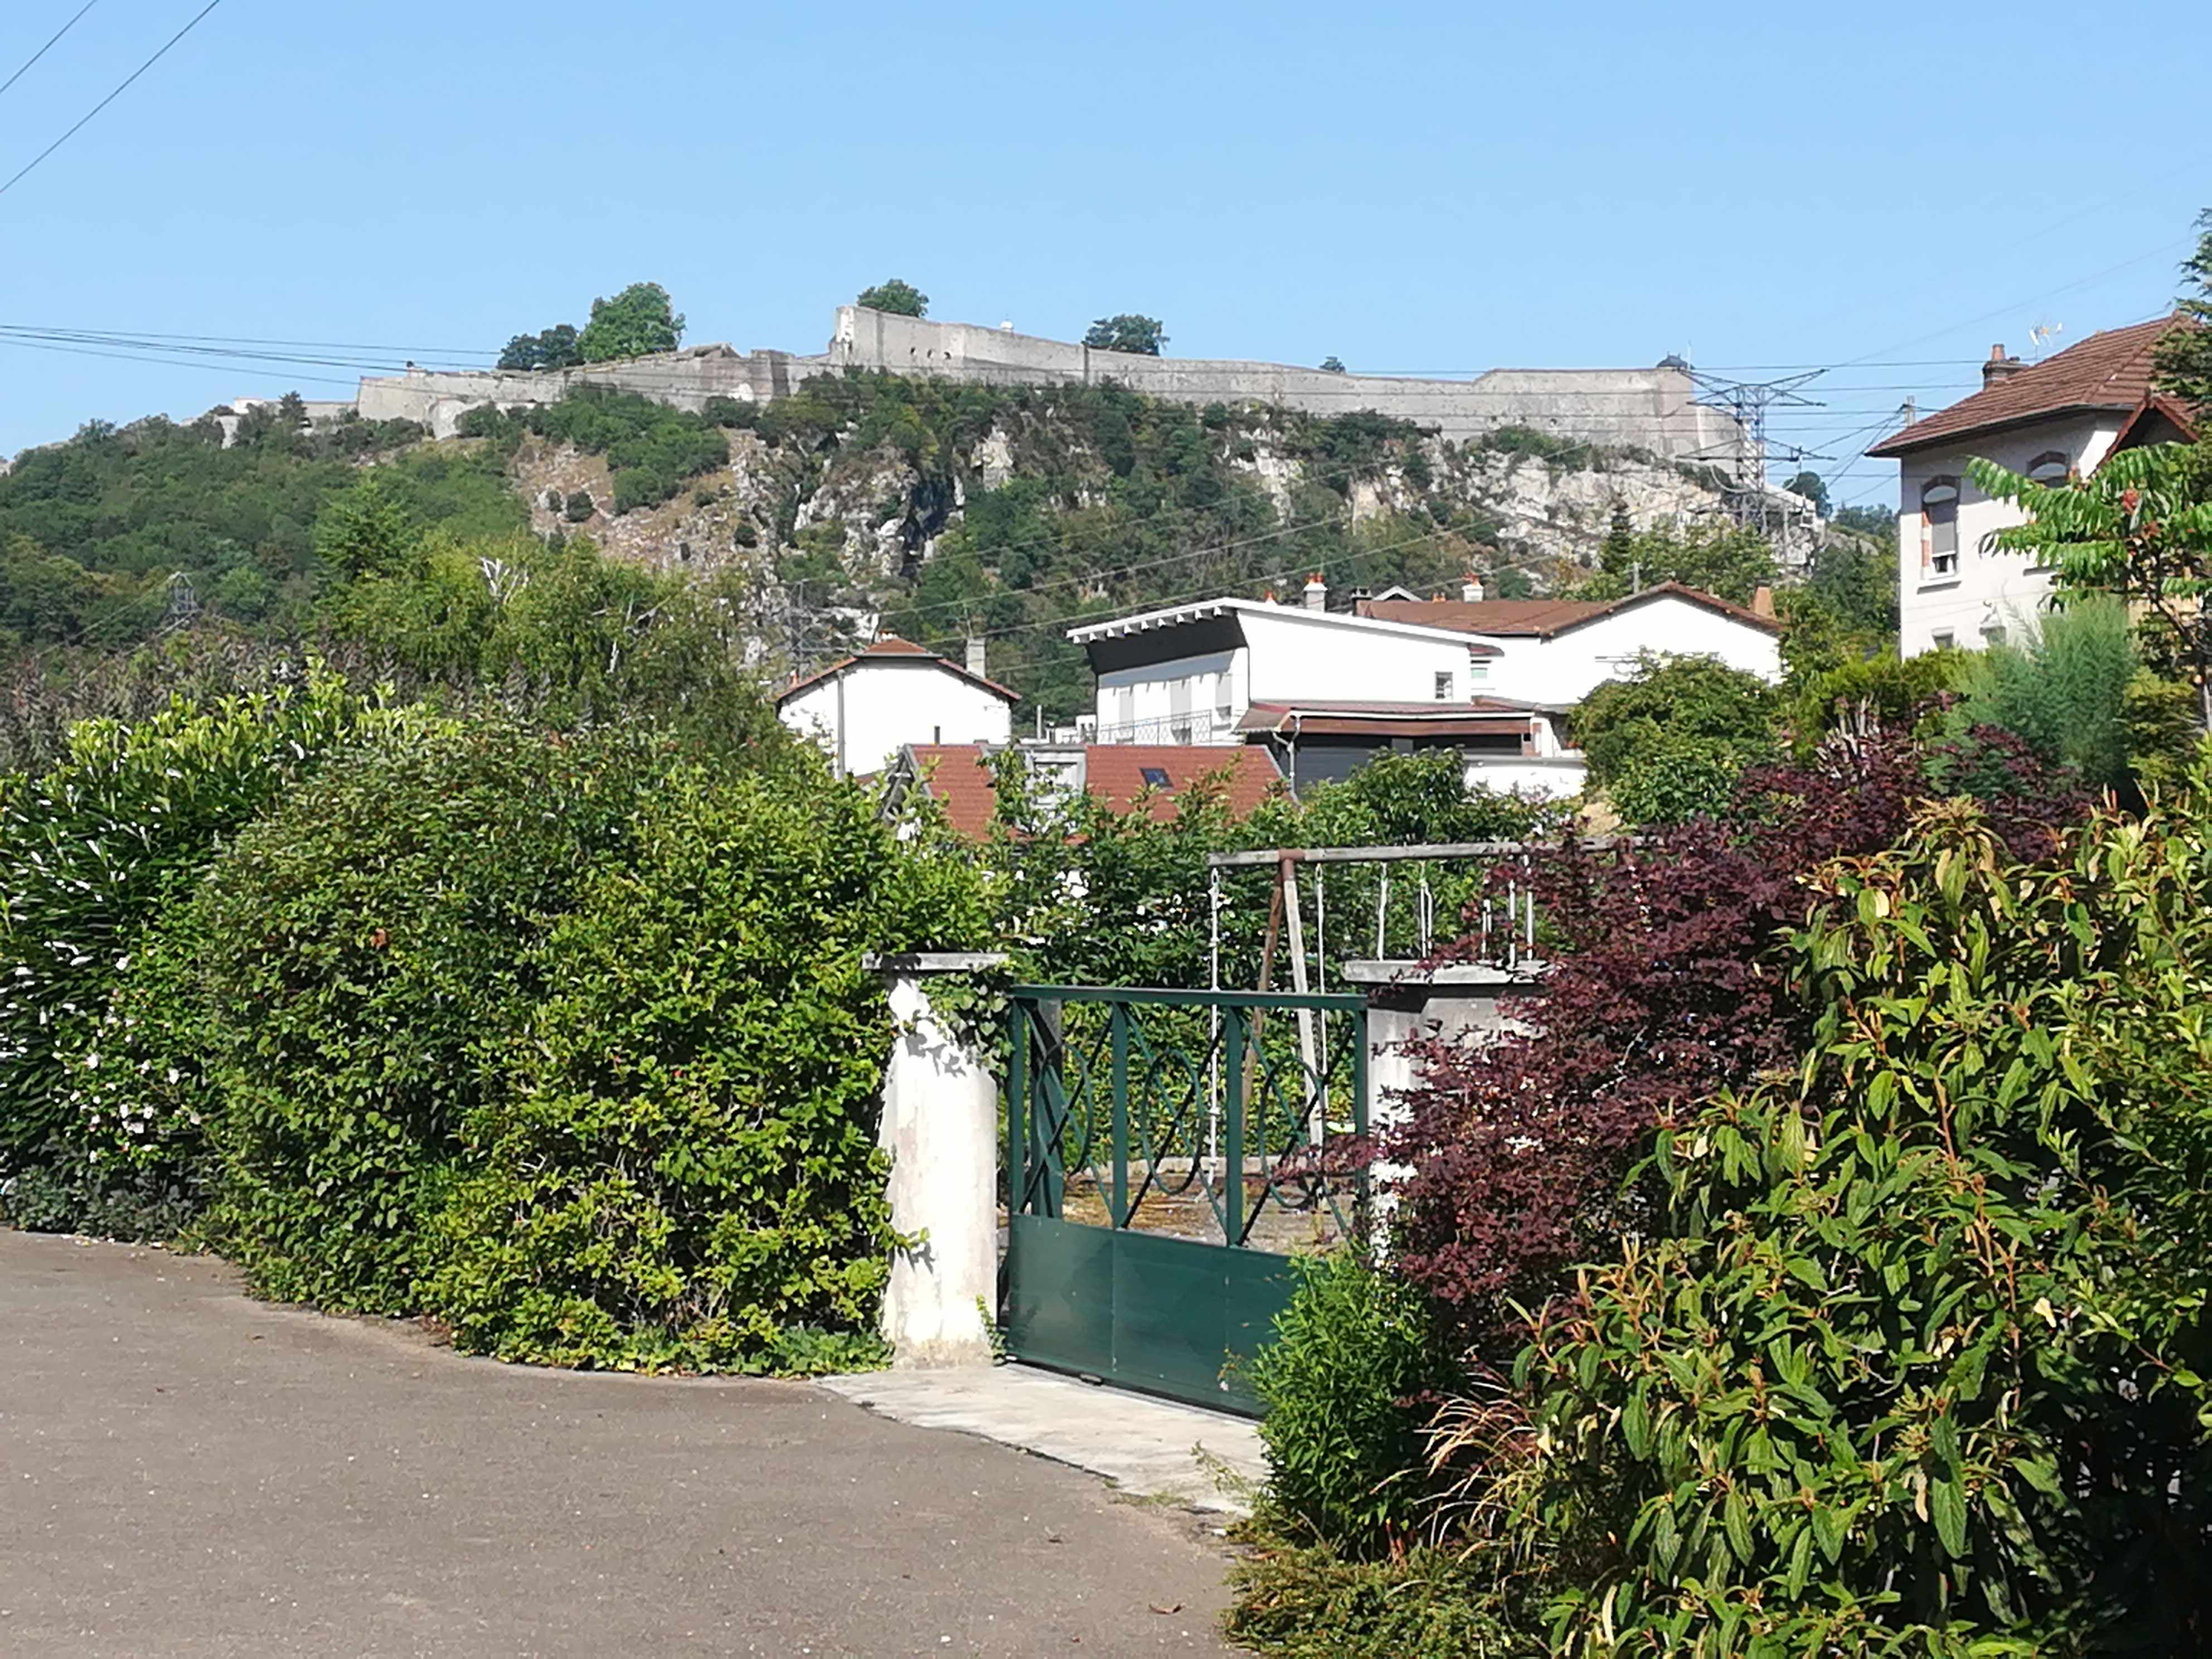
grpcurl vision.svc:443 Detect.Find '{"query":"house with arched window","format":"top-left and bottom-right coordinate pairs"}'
top-left (1867, 318), bottom-right (2198, 657)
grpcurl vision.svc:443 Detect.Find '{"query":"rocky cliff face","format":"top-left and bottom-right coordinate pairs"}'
top-left (498, 382), bottom-right (1753, 692)
top-left (513, 418), bottom-right (1731, 587)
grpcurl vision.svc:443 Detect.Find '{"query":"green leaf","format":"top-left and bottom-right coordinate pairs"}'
top-left (1929, 1474), bottom-right (1968, 1558)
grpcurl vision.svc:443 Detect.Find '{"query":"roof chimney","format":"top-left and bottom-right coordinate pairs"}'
top-left (1462, 575), bottom-right (1485, 603)
top-left (965, 637), bottom-right (988, 679)
top-left (1750, 585), bottom-right (1776, 619)
top-left (1302, 573), bottom-right (1328, 611)
top-left (1982, 343), bottom-right (2025, 386)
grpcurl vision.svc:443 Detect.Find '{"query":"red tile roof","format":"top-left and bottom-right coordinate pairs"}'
top-left (776, 635), bottom-right (1018, 705)
top-left (1085, 745), bottom-right (1284, 821)
top-left (1360, 581), bottom-right (1781, 638)
top-left (904, 744), bottom-right (1283, 838)
top-left (1866, 317), bottom-right (2192, 457)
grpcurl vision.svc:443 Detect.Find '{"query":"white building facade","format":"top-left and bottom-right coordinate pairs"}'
top-left (777, 637), bottom-right (1015, 777)
top-left (1068, 578), bottom-right (1783, 798)
top-left (1868, 323), bottom-right (2192, 658)
top-left (1072, 586), bottom-right (1506, 747)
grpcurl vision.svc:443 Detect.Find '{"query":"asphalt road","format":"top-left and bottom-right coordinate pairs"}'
top-left (0, 1231), bottom-right (1238, 1658)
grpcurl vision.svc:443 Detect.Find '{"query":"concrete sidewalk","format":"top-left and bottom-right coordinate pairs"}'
top-left (0, 1231), bottom-right (1239, 1657)
top-left (819, 1366), bottom-right (1266, 1516)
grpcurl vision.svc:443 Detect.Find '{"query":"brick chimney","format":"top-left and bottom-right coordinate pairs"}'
top-left (1303, 573), bottom-right (1328, 611)
top-left (1461, 575), bottom-right (1485, 603)
top-left (1982, 343), bottom-right (2025, 386)
top-left (964, 637), bottom-right (988, 680)
top-left (1751, 585), bottom-right (1776, 619)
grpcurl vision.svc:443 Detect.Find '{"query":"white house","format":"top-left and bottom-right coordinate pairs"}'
top-left (1067, 575), bottom-right (1782, 798)
top-left (1867, 321), bottom-right (2198, 658)
top-left (1069, 579), bottom-right (1508, 746)
top-left (1354, 583), bottom-right (1783, 705)
top-left (777, 636), bottom-right (1016, 777)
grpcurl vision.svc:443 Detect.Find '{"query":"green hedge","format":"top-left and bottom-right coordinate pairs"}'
top-left (428, 766), bottom-right (988, 1372)
top-left (1251, 1249), bottom-right (1457, 1553)
top-left (195, 717), bottom-right (662, 1312)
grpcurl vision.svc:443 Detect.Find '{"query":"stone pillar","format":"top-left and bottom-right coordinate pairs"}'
top-left (1337, 960), bottom-right (1548, 1245)
top-left (866, 952), bottom-right (1009, 1369)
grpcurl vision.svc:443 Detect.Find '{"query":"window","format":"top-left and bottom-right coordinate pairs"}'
top-left (1922, 478), bottom-right (1961, 576)
top-left (1468, 659), bottom-right (1490, 683)
top-left (1932, 630), bottom-right (1956, 649)
top-left (1981, 623), bottom-right (2007, 647)
top-left (1138, 766), bottom-right (1171, 787)
top-left (2026, 451), bottom-right (2071, 485)
top-left (1434, 671), bottom-right (1454, 701)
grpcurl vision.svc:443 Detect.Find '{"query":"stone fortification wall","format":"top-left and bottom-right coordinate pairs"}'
top-left (825, 307), bottom-right (1744, 460)
top-left (358, 307), bottom-right (1746, 461)
top-left (358, 344), bottom-right (832, 438)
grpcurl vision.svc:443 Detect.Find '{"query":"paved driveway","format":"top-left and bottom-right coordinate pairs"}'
top-left (0, 1232), bottom-right (1237, 1657)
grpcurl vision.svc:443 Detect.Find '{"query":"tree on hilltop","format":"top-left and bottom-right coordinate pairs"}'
top-left (498, 323), bottom-right (583, 372)
top-left (1783, 468), bottom-right (1830, 515)
top-left (856, 279), bottom-right (928, 318)
top-left (1083, 314), bottom-right (1168, 356)
top-left (577, 283), bottom-right (685, 364)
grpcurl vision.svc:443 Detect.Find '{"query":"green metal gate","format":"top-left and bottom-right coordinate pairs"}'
top-left (1001, 984), bottom-right (1370, 1415)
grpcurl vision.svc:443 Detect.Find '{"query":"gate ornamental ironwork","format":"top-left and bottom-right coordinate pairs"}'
top-left (1001, 984), bottom-right (1369, 1414)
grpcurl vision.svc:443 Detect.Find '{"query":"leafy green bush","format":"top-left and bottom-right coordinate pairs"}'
top-left (1781, 648), bottom-right (1961, 757)
top-left (1574, 652), bottom-right (1779, 824)
top-left (425, 767), bottom-right (989, 1371)
top-left (1251, 1250), bottom-right (1453, 1553)
top-left (0, 670), bottom-right (363, 1173)
top-left (0, 1146), bottom-right (214, 1240)
top-left (195, 717), bottom-right (661, 1312)
top-left (321, 532), bottom-right (784, 757)
top-left (1520, 797), bottom-right (2212, 1653)
top-left (611, 468), bottom-right (669, 516)
top-left (562, 488), bottom-right (595, 522)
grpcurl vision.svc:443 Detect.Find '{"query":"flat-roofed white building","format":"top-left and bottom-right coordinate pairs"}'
top-left (1067, 575), bottom-right (1782, 797)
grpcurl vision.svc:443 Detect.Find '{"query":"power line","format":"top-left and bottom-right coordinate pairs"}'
top-left (948, 513), bottom-right (1625, 649)
top-left (0, 0), bottom-right (226, 202)
top-left (0, 2), bottom-right (99, 103)
top-left (0, 322), bottom-right (1954, 409)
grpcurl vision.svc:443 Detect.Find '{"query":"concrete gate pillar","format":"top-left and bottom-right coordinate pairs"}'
top-left (866, 952), bottom-right (1009, 1369)
top-left (1337, 959), bottom-right (1549, 1246)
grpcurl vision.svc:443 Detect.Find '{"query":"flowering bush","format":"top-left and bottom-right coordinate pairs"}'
top-left (0, 667), bottom-right (363, 1195)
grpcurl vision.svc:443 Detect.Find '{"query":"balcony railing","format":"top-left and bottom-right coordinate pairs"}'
top-left (1093, 710), bottom-right (1239, 746)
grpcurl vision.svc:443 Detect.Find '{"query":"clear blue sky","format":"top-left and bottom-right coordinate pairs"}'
top-left (0, 1), bottom-right (2205, 512)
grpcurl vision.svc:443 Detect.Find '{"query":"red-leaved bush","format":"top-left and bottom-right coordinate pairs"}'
top-left (1385, 723), bottom-right (2088, 1357)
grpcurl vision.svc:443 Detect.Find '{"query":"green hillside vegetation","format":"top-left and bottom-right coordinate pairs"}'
top-left (0, 370), bottom-right (1750, 730)
top-left (0, 404), bottom-right (518, 654)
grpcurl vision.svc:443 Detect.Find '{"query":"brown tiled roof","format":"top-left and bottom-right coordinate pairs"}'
top-left (1866, 317), bottom-right (2190, 457)
top-left (776, 635), bottom-right (1017, 705)
top-left (1361, 581), bottom-right (1781, 638)
top-left (1085, 746), bottom-right (1283, 821)
top-left (906, 744), bottom-right (1283, 838)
